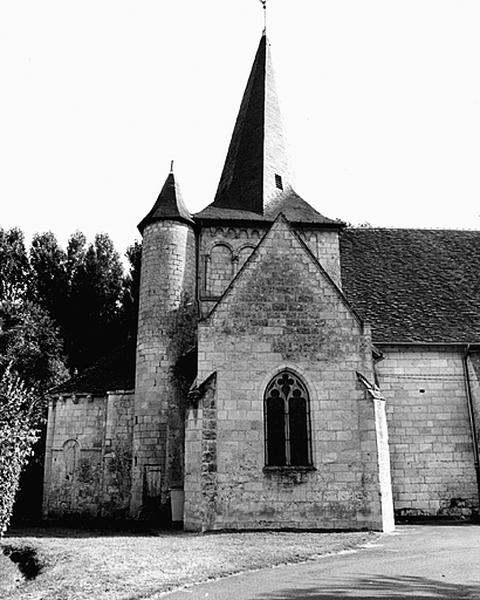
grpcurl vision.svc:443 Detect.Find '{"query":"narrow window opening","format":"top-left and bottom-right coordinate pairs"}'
top-left (275, 173), bottom-right (283, 190)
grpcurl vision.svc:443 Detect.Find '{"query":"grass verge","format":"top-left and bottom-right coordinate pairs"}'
top-left (1, 527), bottom-right (379, 600)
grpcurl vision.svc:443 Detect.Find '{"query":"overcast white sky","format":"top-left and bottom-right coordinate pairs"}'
top-left (1, 1), bottom-right (480, 258)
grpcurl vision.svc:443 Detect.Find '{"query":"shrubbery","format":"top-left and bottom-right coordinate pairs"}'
top-left (0, 369), bottom-right (41, 535)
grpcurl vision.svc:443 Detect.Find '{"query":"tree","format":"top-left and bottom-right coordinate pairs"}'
top-left (29, 231), bottom-right (69, 319)
top-left (0, 227), bottom-right (67, 391)
top-left (0, 228), bottom-right (32, 302)
top-left (0, 300), bottom-right (67, 393)
top-left (0, 369), bottom-right (41, 535)
top-left (68, 233), bottom-right (124, 372)
top-left (121, 240), bottom-right (142, 343)
top-left (66, 230), bottom-right (87, 287)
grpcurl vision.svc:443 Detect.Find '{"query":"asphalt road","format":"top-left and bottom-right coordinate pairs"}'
top-left (163, 524), bottom-right (480, 599)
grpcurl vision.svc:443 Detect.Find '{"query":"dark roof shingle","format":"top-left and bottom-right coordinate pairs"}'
top-left (138, 172), bottom-right (193, 233)
top-left (194, 188), bottom-right (339, 225)
top-left (340, 228), bottom-right (480, 343)
top-left (50, 344), bottom-right (136, 396)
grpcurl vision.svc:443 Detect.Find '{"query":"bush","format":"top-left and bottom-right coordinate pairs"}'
top-left (0, 369), bottom-right (40, 536)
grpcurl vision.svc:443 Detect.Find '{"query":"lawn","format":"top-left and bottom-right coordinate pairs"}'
top-left (0, 527), bottom-right (378, 600)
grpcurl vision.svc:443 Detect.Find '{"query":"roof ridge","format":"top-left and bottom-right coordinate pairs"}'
top-left (344, 226), bottom-right (480, 233)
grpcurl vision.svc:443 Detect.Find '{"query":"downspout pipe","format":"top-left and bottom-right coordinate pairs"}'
top-left (462, 344), bottom-right (480, 507)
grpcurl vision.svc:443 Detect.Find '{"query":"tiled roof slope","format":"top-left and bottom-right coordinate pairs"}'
top-left (195, 189), bottom-right (339, 225)
top-left (264, 189), bottom-right (339, 225)
top-left (138, 171), bottom-right (193, 233)
top-left (50, 344), bottom-right (136, 396)
top-left (340, 228), bottom-right (480, 343)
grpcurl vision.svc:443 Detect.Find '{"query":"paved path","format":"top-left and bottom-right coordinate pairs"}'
top-left (163, 524), bottom-right (480, 599)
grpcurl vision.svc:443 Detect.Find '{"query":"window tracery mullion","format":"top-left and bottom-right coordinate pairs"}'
top-left (283, 390), bottom-right (291, 466)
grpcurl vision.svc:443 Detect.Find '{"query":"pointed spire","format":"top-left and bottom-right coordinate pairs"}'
top-left (209, 32), bottom-right (294, 214)
top-left (138, 168), bottom-right (194, 233)
top-left (194, 32), bottom-right (340, 227)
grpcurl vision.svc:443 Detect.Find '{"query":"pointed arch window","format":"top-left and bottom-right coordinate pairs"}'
top-left (264, 370), bottom-right (312, 467)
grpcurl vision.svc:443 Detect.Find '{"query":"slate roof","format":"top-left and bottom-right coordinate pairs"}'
top-left (210, 32), bottom-right (267, 214)
top-left (194, 189), bottom-right (339, 226)
top-left (50, 344), bottom-right (136, 396)
top-left (263, 189), bottom-right (340, 225)
top-left (138, 171), bottom-right (193, 233)
top-left (340, 228), bottom-right (480, 344)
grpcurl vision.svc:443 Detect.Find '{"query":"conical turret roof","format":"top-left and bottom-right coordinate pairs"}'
top-left (195, 32), bottom-right (338, 226)
top-left (138, 170), bottom-right (194, 233)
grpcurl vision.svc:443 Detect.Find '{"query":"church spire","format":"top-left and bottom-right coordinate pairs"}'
top-left (211, 32), bottom-right (294, 214)
top-left (195, 31), bottom-right (339, 226)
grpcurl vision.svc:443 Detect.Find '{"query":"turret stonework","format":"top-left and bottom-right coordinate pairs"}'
top-left (131, 173), bottom-right (197, 518)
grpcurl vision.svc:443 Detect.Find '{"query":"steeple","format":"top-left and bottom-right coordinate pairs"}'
top-left (138, 169), bottom-right (194, 233)
top-left (211, 32), bottom-right (294, 213)
top-left (195, 32), bottom-right (338, 226)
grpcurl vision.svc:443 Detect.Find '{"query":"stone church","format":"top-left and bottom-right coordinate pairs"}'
top-left (43, 31), bottom-right (480, 532)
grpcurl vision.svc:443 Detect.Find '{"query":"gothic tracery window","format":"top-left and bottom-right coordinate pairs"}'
top-left (264, 370), bottom-right (312, 467)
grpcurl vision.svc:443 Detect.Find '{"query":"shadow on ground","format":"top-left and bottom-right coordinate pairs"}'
top-left (5, 526), bottom-right (191, 539)
top-left (255, 575), bottom-right (480, 599)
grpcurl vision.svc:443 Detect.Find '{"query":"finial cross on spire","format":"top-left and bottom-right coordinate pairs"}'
top-left (258, 0), bottom-right (268, 31)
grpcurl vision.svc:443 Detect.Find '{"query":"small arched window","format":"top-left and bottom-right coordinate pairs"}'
top-left (207, 244), bottom-right (233, 296)
top-left (264, 370), bottom-right (312, 467)
top-left (237, 246), bottom-right (255, 271)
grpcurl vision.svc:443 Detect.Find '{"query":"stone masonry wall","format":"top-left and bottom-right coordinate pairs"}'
top-left (185, 217), bottom-right (392, 531)
top-left (199, 225), bottom-right (342, 318)
top-left (199, 226), bottom-right (265, 318)
top-left (132, 220), bottom-right (197, 519)
top-left (376, 346), bottom-right (479, 518)
top-left (102, 392), bottom-right (134, 517)
top-left (298, 228), bottom-right (342, 289)
top-left (43, 391), bottom-right (134, 518)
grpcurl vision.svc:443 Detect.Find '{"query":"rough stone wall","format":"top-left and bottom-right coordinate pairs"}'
top-left (199, 226), bottom-right (265, 318)
top-left (185, 217), bottom-right (391, 531)
top-left (298, 229), bottom-right (342, 288)
top-left (198, 225), bottom-right (342, 318)
top-left (102, 392), bottom-right (134, 517)
top-left (132, 220), bottom-right (197, 519)
top-left (42, 391), bottom-right (134, 518)
top-left (376, 346), bottom-right (479, 518)
top-left (207, 244), bottom-right (234, 297)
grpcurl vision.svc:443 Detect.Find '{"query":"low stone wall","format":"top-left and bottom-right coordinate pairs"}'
top-left (42, 391), bottom-right (134, 519)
